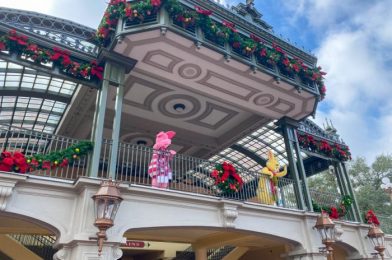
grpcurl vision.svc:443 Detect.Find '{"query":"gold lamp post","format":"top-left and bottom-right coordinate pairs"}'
top-left (314, 212), bottom-right (336, 260)
top-left (367, 224), bottom-right (385, 259)
top-left (92, 180), bottom-right (123, 255)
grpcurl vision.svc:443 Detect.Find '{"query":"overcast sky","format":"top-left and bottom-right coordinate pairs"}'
top-left (1, 0), bottom-right (391, 163)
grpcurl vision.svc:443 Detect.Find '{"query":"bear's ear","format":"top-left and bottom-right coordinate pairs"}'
top-left (166, 131), bottom-right (176, 139)
top-left (268, 150), bottom-right (274, 161)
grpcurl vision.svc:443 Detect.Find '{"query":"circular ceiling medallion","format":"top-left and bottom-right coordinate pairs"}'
top-left (253, 93), bottom-right (275, 106)
top-left (121, 134), bottom-right (154, 146)
top-left (158, 94), bottom-right (201, 119)
top-left (178, 63), bottom-right (202, 79)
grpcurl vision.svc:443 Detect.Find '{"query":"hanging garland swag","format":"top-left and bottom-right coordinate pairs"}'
top-left (0, 30), bottom-right (104, 82)
top-left (0, 141), bottom-right (93, 174)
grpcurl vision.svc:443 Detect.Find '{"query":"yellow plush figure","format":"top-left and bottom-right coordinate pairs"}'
top-left (257, 150), bottom-right (287, 205)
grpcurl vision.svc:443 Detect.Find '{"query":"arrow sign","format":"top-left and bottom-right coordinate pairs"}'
top-left (125, 241), bottom-right (145, 248)
top-left (123, 240), bottom-right (151, 248)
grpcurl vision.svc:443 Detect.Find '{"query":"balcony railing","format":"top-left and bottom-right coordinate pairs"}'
top-left (0, 124), bottom-right (359, 219)
top-left (0, 124), bottom-right (89, 180)
top-left (310, 189), bottom-right (356, 222)
top-left (9, 234), bottom-right (57, 260)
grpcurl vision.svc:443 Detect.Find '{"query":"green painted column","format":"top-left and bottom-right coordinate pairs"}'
top-left (341, 162), bottom-right (362, 222)
top-left (293, 130), bottom-right (313, 211)
top-left (89, 65), bottom-right (110, 178)
top-left (278, 118), bottom-right (306, 210)
top-left (88, 49), bottom-right (137, 179)
top-left (108, 67), bottom-right (125, 179)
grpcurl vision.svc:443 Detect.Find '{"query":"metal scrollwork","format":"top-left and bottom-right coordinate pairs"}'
top-left (0, 7), bottom-right (99, 56)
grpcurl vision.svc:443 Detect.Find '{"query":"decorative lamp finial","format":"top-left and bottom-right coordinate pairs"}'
top-left (246, 0), bottom-right (254, 7)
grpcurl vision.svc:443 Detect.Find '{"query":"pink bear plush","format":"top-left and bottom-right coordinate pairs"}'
top-left (148, 131), bottom-right (176, 188)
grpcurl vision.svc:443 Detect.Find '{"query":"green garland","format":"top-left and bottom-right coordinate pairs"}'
top-left (297, 132), bottom-right (352, 161)
top-left (26, 141), bottom-right (93, 171)
top-left (0, 30), bottom-right (104, 82)
top-left (312, 195), bottom-right (353, 219)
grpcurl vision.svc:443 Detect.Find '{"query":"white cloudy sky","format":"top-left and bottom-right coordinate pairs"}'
top-left (1, 0), bottom-right (391, 163)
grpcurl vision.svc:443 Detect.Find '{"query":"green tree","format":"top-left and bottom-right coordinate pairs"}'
top-left (348, 155), bottom-right (392, 216)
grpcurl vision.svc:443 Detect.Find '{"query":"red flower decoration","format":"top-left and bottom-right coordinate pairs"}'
top-left (329, 207), bottom-right (339, 219)
top-left (222, 21), bottom-right (237, 32)
top-left (365, 210), bottom-right (380, 226)
top-left (51, 47), bottom-right (72, 67)
top-left (250, 34), bottom-right (262, 43)
top-left (42, 161), bottom-right (51, 170)
top-left (151, 0), bottom-right (161, 7)
top-left (195, 6), bottom-right (212, 16)
top-left (59, 159), bottom-right (69, 167)
top-left (0, 41), bottom-right (6, 51)
top-left (272, 42), bottom-right (285, 54)
top-left (91, 61), bottom-right (104, 80)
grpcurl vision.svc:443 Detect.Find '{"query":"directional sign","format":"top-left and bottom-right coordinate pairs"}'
top-left (124, 240), bottom-right (151, 248)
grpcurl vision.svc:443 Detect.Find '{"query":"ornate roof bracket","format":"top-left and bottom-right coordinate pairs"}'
top-left (231, 1), bottom-right (272, 30)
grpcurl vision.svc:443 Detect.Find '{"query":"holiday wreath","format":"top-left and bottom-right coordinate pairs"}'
top-left (211, 162), bottom-right (243, 194)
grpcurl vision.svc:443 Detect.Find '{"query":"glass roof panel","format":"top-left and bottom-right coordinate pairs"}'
top-left (210, 121), bottom-right (289, 172)
top-left (0, 58), bottom-right (78, 134)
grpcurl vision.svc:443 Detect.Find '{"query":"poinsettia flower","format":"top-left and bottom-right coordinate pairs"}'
top-left (329, 207), bottom-right (339, 219)
top-left (13, 151), bottom-right (24, 159)
top-left (98, 27), bottom-right (110, 38)
top-left (195, 6), bottom-right (212, 16)
top-left (366, 210), bottom-right (380, 226)
top-left (320, 85), bottom-right (327, 95)
top-left (2, 157), bottom-right (14, 166)
top-left (222, 21), bottom-right (237, 32)
top-left (91, 64), bottom-right (104, 80)
top-left (26, 44), bottom-right (39, 53)
top-left (125, 5), bottom-right (132, 17)
top-left (176, 15), bottom-right (185, 22)
top-left (42, 161), bottom-right (51, 169)
top-left (272, 43), bottom-right (284, 54)
top-left (151, 0), bottom-right (161, 7)
top-left (250, 34), bottom-right (262, 43)
top-left (59, 158), bottom-right (69, 167)
top-left (292, 64), bottom-right (300, 73)
top-left (1, 151), bottom-right (11, 158)
top-left (282, 57), bottom-right (290, 67)
top-left (30, 159), bottom-right (39, 167)
top-left (0, 41), bottom-right (6, 51)
top-left (232, 42), bottom-right (241, 49)
top-left (0, 163), bottom-right (11, 172)
top-left (260, 48), bottom-right (267, 57)
top-left (211, 169), bottom-right (219, 178)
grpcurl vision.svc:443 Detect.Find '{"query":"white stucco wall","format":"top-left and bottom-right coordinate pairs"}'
top-left (0, 172), bottom-right (389, 260)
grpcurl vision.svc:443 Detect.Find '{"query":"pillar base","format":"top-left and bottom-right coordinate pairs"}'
top-left (54, 241), bottom-right (122, 260)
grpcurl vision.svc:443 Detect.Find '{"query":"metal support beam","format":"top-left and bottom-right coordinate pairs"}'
top-left (108, 65), bottom-right (125, 179)
top-left (293, 130), bottom-right (313, 211)
top-left (88, 49), bottom-right (137, 179)
top-left (341, 162), bottom-right (362, 222)
top-left (230, 144), bottom-right (267, 166)
top-left (281, 125), bottom-right (306, 210)
top-left (88, 65), bottom-right (111, 178)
